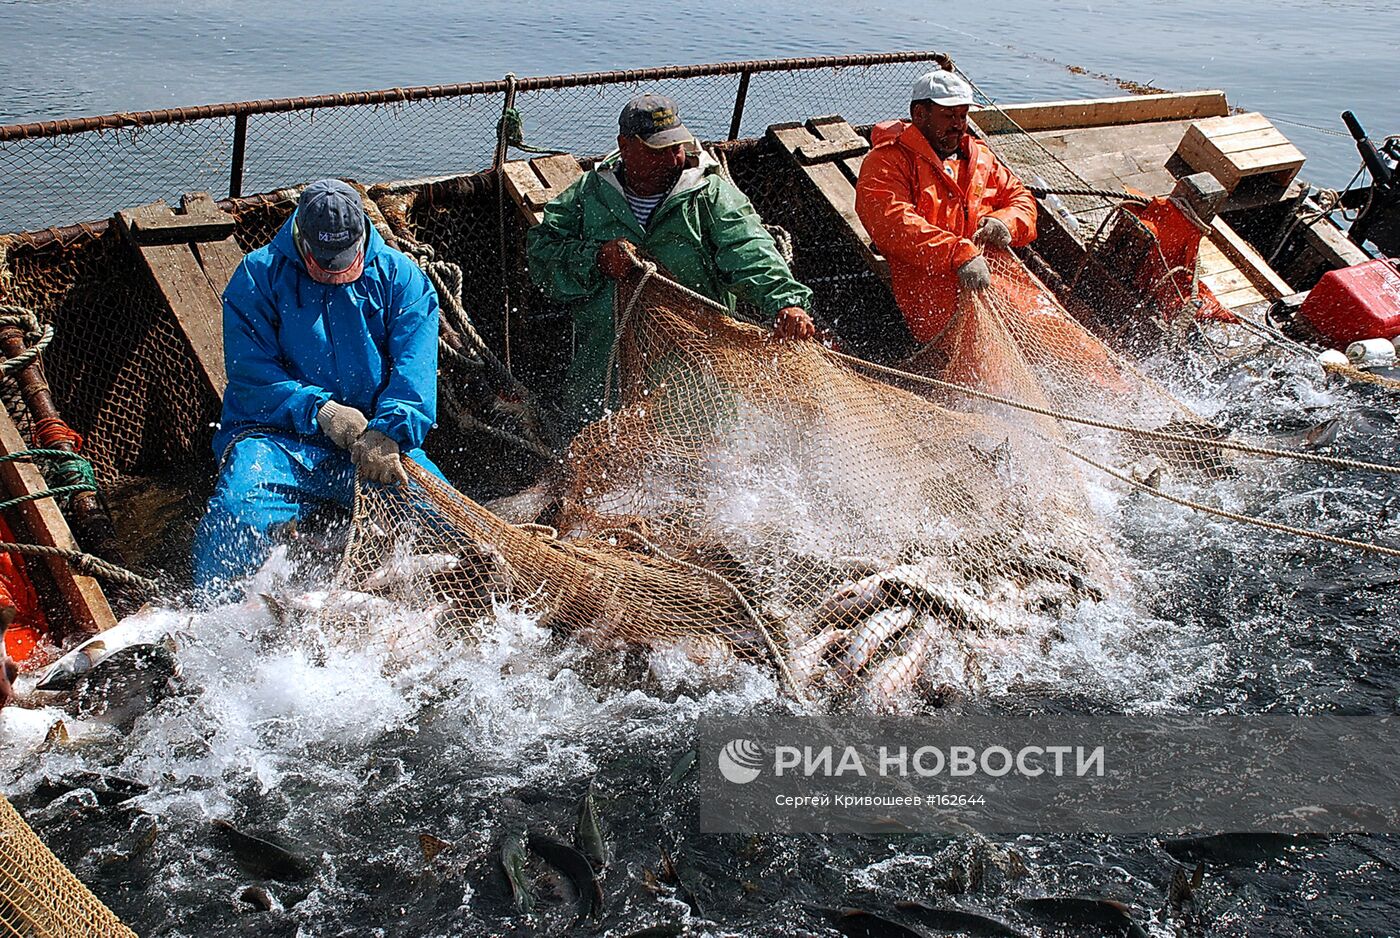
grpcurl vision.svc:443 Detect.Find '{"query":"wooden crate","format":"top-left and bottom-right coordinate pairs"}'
top-left (1176, 112), bottom-right (1305, 192)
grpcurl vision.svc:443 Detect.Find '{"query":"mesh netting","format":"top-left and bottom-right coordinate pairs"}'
top-left (0, 793), bottom-right (136, 938)
top-left (332, 262), bottom-right (1135, 709)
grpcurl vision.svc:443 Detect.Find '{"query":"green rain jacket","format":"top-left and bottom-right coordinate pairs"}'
top-left (526, 146), bottom-right (813, 427)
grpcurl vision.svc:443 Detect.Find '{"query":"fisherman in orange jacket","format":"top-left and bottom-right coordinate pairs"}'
top-left (856, 69), bottom-right (1038, 345)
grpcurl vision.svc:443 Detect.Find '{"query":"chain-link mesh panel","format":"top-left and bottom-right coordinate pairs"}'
top-left (0, 120), bottom-right (234, 233)
top-left (2, 230), bottom-right (219, 487)
top-left (241, 95), bottom-right (505, 198)
top-left (0, 55), bottom-right (948, 234)
top-left (736, 64), bottom-right (922, 137)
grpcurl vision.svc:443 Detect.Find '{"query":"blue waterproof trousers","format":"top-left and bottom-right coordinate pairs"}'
top-left (192, 432), bottom-right (447, 589)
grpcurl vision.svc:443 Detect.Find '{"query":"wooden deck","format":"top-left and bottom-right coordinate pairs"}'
top-left (974, 91), bottom-right (1302, 318)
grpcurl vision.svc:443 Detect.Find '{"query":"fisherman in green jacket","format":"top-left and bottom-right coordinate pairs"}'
top-left (527, 93), bottom-right (816, 430)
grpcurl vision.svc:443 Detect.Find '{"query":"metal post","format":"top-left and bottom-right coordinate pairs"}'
top-left (229, 113), bottom-right (248, 198)
top-left (728, 71), bottom-right (752, 141)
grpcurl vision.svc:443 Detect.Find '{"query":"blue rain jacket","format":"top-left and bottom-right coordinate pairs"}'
top-left (213, 214), bottom-right (440, 459)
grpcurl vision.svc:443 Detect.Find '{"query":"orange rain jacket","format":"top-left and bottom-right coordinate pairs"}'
top-left (855, 120), bottom-right (1038, 342)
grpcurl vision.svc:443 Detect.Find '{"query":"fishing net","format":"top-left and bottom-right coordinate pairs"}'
top-left (331, 261), bottom-right (1135, 708)
top-left (0, 793), bottom-right (137, 938)
top-left (897, 250), bottom-right (1226, 479)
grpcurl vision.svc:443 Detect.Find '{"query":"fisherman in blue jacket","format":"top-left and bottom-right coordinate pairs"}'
top-left (192, 178), bottom-right (446, 589)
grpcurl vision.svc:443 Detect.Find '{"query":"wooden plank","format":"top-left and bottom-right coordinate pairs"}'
top-left (1207, 216), bottom-right (1292, 299)
top-left (768, 123), bottom-right (887, 279)
top-left (123, 197), bottom-right (237, 246)
top-left (1215, 284), bottom-right (1267, 309)
top-left (192, 238), bottom-right (246, 296)
top-left (799, 116), bottom-right (869, 165)
top-left (806, 117), bottom-right (868, 183)
top-left (1195, 238), bottom-right (1235, 278)
top-left (1301, 214), bottom-right (1371, 269)
top-left (500, 160), bottom-right (552, 222)
top-left (1200, 266), bottom-right (1255, 295)
top-left (972, 90), bottom-right (1229, 133)
top-left (184, 191), bottom-right (246, 294)
top-left (530, 154), bottom-right (584, 193)
top-left (0, 405), bottom-right (116, 634)
top-left (1209, 126), bottom-right (1293, 155)
top-left (140, 242), bottom-right (229, 398)
top-left (1229, 142), bottom-right (1306, 174)
top-left (500, 157), bottom-right (584, 225)
top-left (115, 206), bottom-right (230, 400)
top-left (1190, 112), bottom-right (1275, 136)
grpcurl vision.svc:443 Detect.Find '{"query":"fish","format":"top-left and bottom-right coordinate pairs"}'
top-left (35, 606), bottom-right (187, 693)
top-left (895, 900), bottom-right (1029, 937)
top-left (787, 626), bottom-right (844, 687)
top-left (1160, 832), bottom-right (1323, 865)
top-left (664, 750), bottom-right (697, 790)
top-left (841, 606), bottom-right (915, 678)
top-left (1167, 862), bottom-right (1205, 910)
top-left (500, 827), bottom-right (535, 913)
top-left (817, 907), bottom-right (925, 938)
top-left (0, 705), bottom-right (68, 751)
top-left (575, 782), bottom-right (610, 869)
top-left (235, 885), bottom-right (279, 913)
top-left (1125, 418), bottom-right (1235, 478)
top-left (1017, 896), bottom-right (1148, 938)
top-left (860, 630), bottom-right (934, 709)
top-left (211, 819), bottom-right (315, 882)
top-left (33, 770), bottom-right (147, 807)
top-left (362, 551), bottom-right (461, 591)
top-left (94, 812), bottom-right (159, 867)
top-left (527, 832), bottom-right (604, 922)
top-left (419, 833), bottom-right (452, 864)
top-left (66, 642), bottom-right (179, 725)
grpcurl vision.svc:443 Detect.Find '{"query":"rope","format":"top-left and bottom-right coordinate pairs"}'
top-left (3, 328), bottom-right (53, 375)
top-left (1060, 446), bottom-right (1400, 559)
top-left (496, 106), bottom-right (569, 156)
top-left (0, 448), bottom-right (99, 510)
top-left (598, 526), bottom-right (807, 704)
top-left (830, 349), bottom-right (1400, 478)
top-left (0, 542), bottom-right (158, 590)
top-left (620, 260), bottom-right (1399, 476)
top-left (1028, 185), bottom-right (1150, 205)
top-left (1322, 361), bottom-right (1400, 390)
top-left (605, 261), bottom-right (658, 407)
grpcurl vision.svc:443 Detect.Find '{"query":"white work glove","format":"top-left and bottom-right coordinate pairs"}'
top-left (316, 401), bottom-right (369, 450)
top-left (351, 429), bottom-right (408, 486)
top-left (957, 255), bottom-right (992, 294)
top-left (973, 216), bottom-right (1012, 250)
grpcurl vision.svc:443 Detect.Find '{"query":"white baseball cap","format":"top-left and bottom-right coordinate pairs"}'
top-left (910, 70), bottom-right (975, 107)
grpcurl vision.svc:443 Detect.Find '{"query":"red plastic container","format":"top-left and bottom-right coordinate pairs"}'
top-left (1298, 259), bottom-right (1400, 346)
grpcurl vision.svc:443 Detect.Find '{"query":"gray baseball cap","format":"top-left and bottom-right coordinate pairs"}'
top-left (618, 94), bottom-right (693, 148)
top-left (295, 179), bottom-right (367, 277)
top-left (910, 70), bottom-right (975, 107)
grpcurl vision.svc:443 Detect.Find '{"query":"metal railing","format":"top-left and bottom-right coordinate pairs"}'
top-left (0, 51), bottom-right (949, 235)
